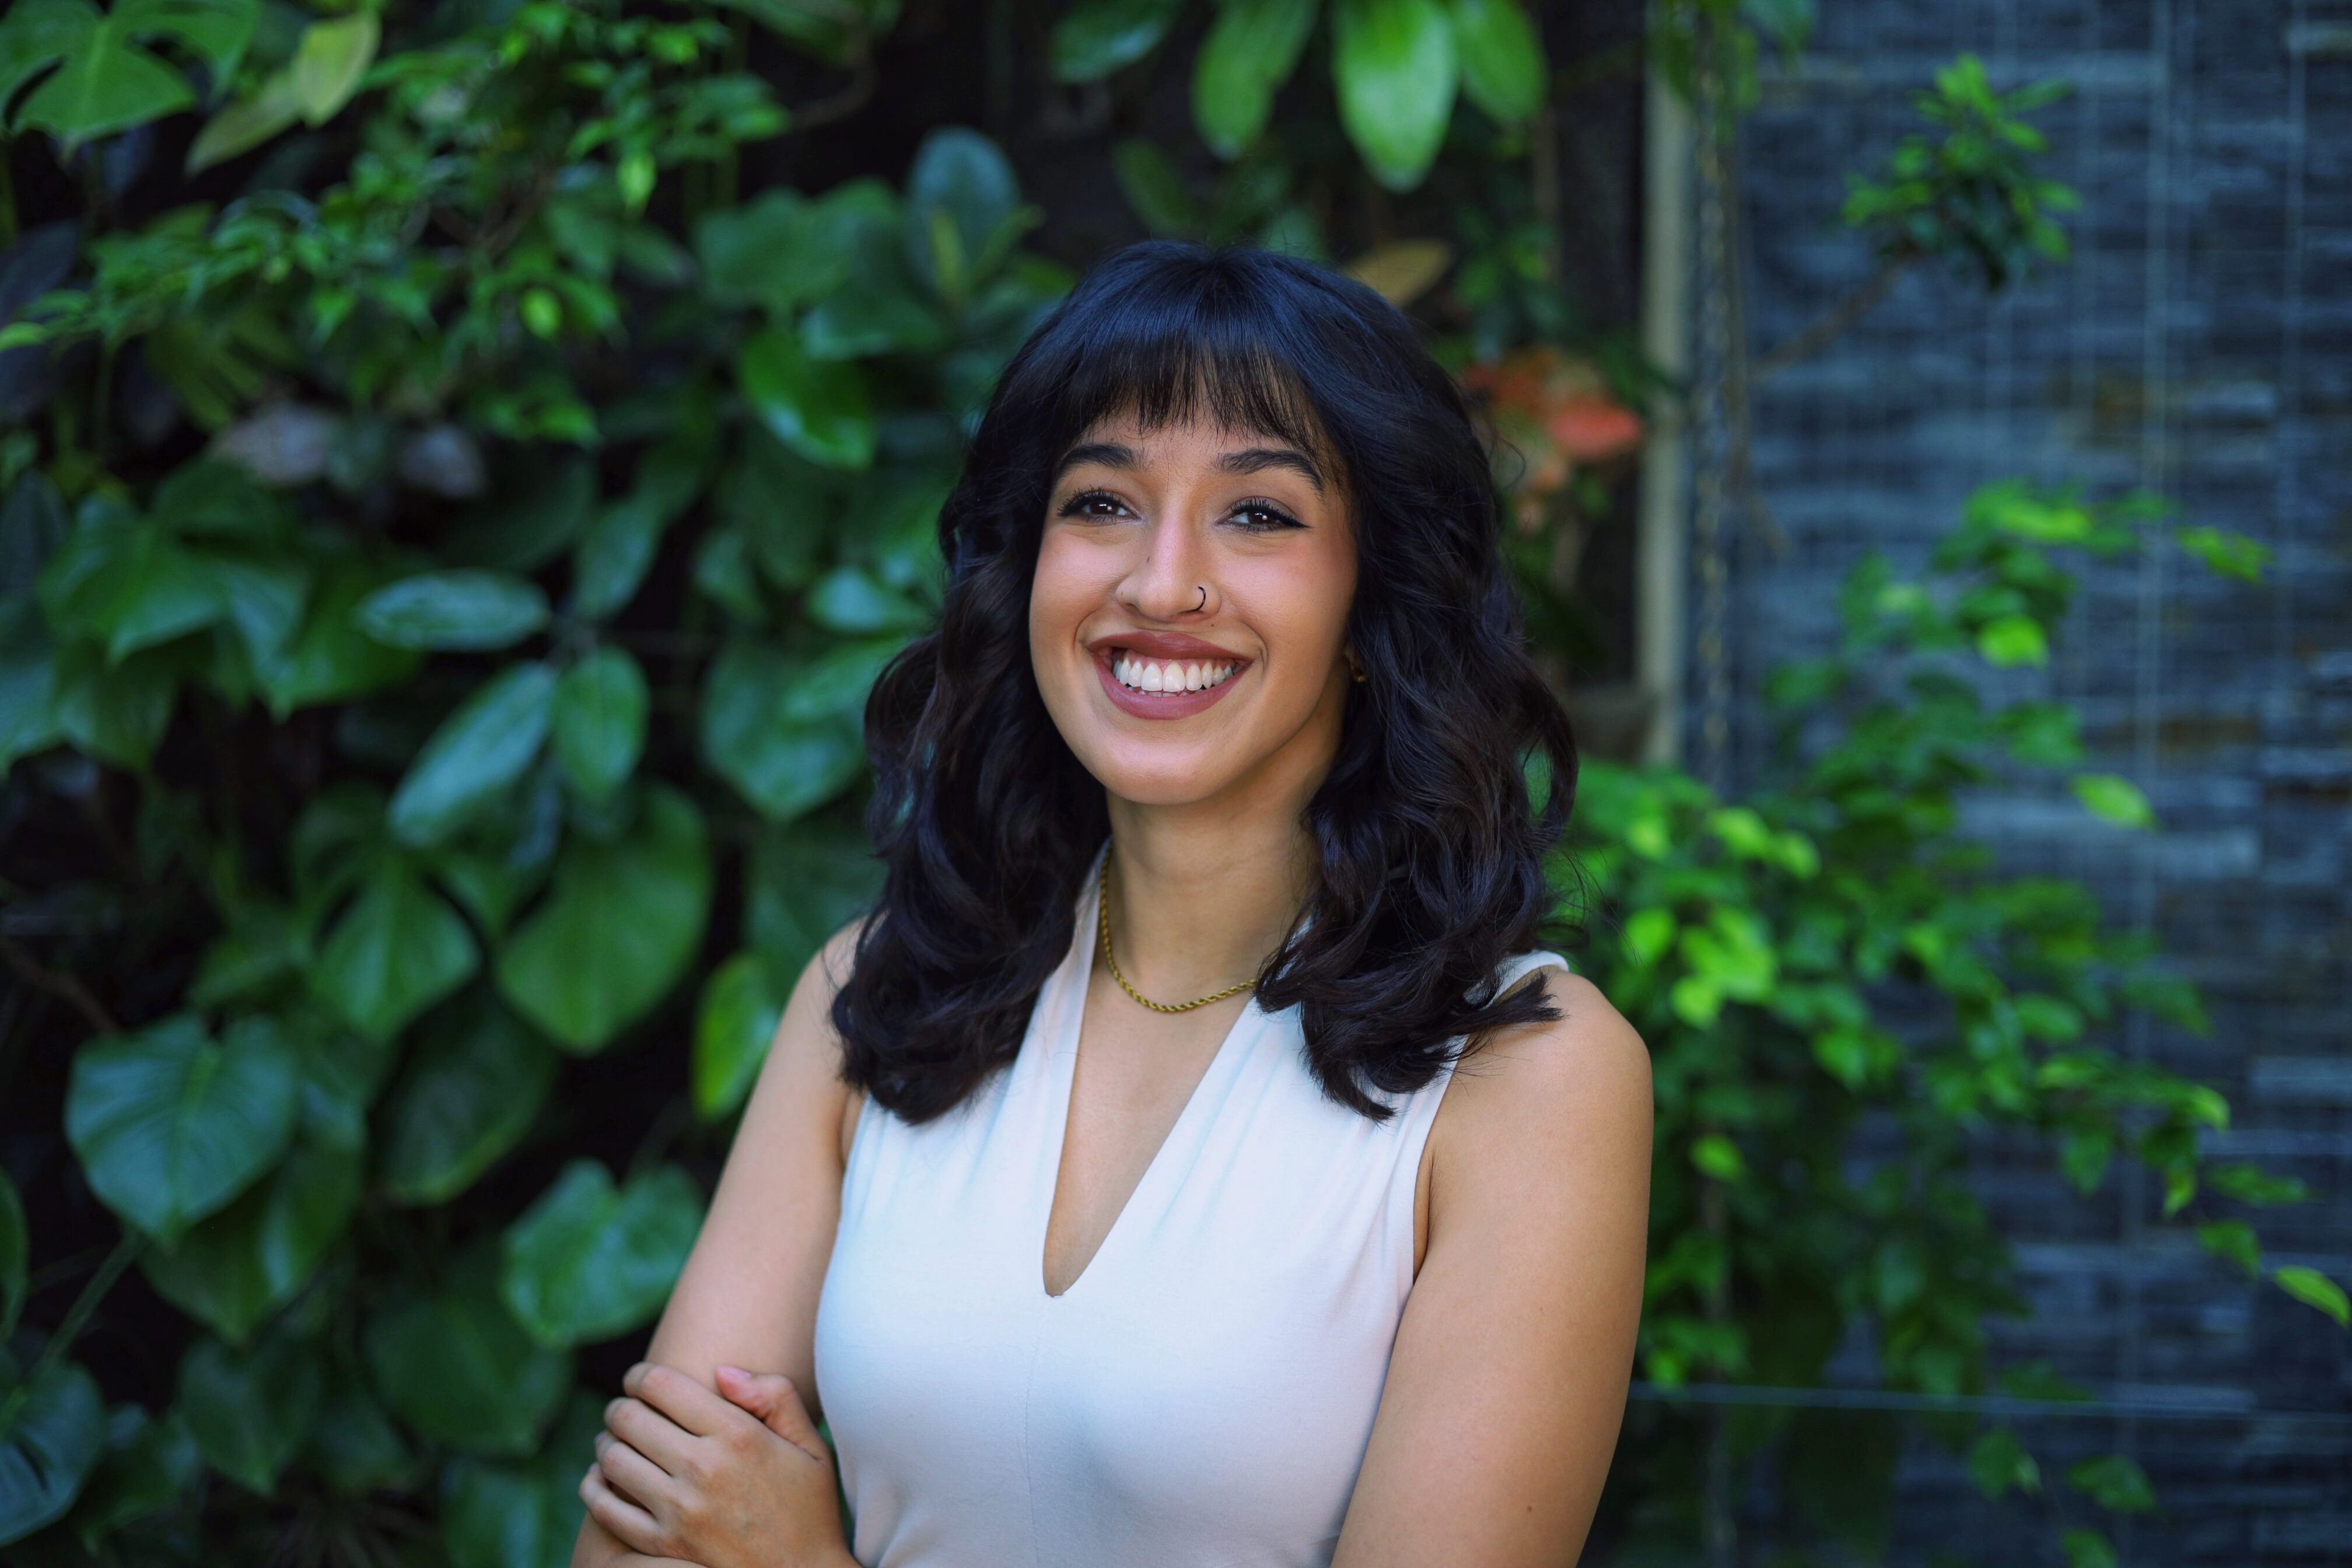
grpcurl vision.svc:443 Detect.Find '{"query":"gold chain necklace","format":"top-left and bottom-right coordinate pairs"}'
top-left (1097, 857), bottom-right (1255, 1014)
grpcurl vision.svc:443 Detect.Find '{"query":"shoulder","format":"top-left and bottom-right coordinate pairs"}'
top-left (1429, 963), bottom-right (1652, 1208)
top-left (767, 918), bottom-right (872, 1158)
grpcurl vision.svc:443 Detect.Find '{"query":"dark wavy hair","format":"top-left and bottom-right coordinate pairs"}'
top-left (831, 240), bottom-right (1578, 1122)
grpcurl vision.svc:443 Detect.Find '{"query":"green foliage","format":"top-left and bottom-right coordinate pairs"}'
top-left (1577, 480), bottom-right (2309, 1556)
top-left (1841, 52), bottom-right (2082, 288)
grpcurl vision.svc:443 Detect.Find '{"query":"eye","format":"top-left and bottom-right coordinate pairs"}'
top-left (1226, 499), bottom-right (1303, 532)
top-left (1056, 488), bottom-right (1132, 521)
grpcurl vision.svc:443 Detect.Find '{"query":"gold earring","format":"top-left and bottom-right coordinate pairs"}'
top-left (1349, 659), bottom-right (1367, 684)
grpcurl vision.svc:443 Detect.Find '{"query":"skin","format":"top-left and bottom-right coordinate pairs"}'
top-left (572, 412), bottom-right (1654, 1568)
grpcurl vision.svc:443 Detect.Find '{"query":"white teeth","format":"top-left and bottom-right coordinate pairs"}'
top-left (1111, 653), bottom-right (1240, 694)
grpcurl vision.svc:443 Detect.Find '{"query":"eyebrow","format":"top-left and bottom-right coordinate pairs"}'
top-left (1052, 440), bottom-right (1327, 494)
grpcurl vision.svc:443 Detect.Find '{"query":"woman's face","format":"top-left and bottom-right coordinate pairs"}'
top-left (1028, 410), bottom-right (1358, 809)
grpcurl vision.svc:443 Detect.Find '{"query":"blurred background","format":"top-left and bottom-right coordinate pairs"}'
top-left (0, 1), bottom-right (2345, 1563)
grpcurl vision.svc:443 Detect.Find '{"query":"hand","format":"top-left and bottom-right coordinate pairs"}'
top-left (581, 1360), bottom-right (853, 1568)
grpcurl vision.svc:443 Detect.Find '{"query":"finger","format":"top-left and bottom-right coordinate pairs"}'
top-left (716, 1366), bottom-right (824, 1454)
top-left (580, 1461), bottom-right (669, 1558)
top-left (603, 1395), bottom-right (697, 1477)
top-left (622, 1360), bottom-right (742, 1439)
top-left (594, 1431), bottom-right (678, 1514)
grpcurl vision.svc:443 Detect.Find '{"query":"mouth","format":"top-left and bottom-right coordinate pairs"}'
top-left (1086, 634), bottom-right (1251, 720)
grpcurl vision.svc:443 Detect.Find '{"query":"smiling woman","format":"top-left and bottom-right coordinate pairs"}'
top-left (573, 243), bottom-right (1653, 1568)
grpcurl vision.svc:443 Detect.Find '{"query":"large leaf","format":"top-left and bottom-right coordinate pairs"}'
top-left (1051, 0), bottom-right (1188, 82)
top-left (500, 1161), bottom-right (703, 1348)
top-left (38, 516), bottom-right (223, 662)
top-left (0, 1353), bottom-right (105, 1547)
top-left (138, 1133), bottom-right (360, 1343)
top-left (748, 817), bottom-right (880, 986)
top-left (48, 638), bottom-right (181, 766)
top-left (692, 952), bottom-right (785, 1121)
top-left (0, 1), bottom-right (101, 116)
top-left (496, 787), bottom-right (713, 1052)
top-left (374, 995), bottom-right (554, 1206)
top-left (12, 4), bottom-right (194, 147)
top-left (309, 857), bottom-right (481, 1041)
top-left (0, 1170), bottom-right (23, 1343)
top-left (1330, 0), bottom-right (1457, 191)
top-left (700, 636), bottom-right (866, 822)
top-left (64, 1013), bottom-right (299, 1244)
top-left (173, 1328), bottom-right (320, 1496)
top-left (287, 10), bottom-right (374, 125)
top-left (254, 561), bottom-right (421, 716)
top-left (739, 327), bottom-right (874, 471)
top-left (551, 646), bottom-right (648, 803)
top-left (440, 1391), bottom-right (602, 1568)
top-left (1192, 0), bottom-right (1318, 158)
top-left (0, 601), bottom-right (60, 772)
top-left (304, 1346), bottom-right (421, 1494)
top-left (362, 1251), bottom-right (571, 1458)
top-left (65, 1404), bottom-right (202, 1555)
top-left (1448, 0), bottom-right (1543, 123)
top-left (903, 126), bottom-right (1026, 299)
top-left (353, 569), bottom-right (550, 652)
top-left (387, 662), bottom-right (557, 846)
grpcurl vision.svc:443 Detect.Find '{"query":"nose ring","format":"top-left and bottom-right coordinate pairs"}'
top-left (1194, 584), bottom-right (1208, 613)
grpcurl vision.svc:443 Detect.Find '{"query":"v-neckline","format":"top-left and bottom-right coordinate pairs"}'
top-left (1037, 867), bottom-right (1258, 1302)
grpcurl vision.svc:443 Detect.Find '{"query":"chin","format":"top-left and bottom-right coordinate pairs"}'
top-left (1080, 735), bottom-right (1249, 808)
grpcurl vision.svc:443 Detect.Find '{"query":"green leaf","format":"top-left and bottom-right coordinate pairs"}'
top-left (1192, 0), bottom-right (1317, 158)
top-left (1975, 612), bottom-right (2048, 666)
top-left (452, 457), bottom-right (597, 575)
top-left (2061, 1527), bottom-right (2116, 1568)
top-left (353, 570), bottom-right (550, 652)
top-left (748, 819), bottom-right (880, 988)
top-left (1051, 0), bottom-right (1188, 82)
top-left (440, 1391), bottom-right (601, 1568)
top-left (1620, 906), bottom-right (1676, 968)
top-left (0, 0), bottom-right (101, 118)
top-left (138, 1133), bottom-right (360, 1343)
top-left (288, 11), bottom-right (375, 125)
top-left (363, 1251), bottom-right (571, 1458)
top-left (375, 996), bottom-right (554, 1206)
top-left (0, 1356), bottom-right (105, 1546)
top-left (2194, 1218), bottom-right (2260, 1278)
top-left (1965, 1427), bottom-right (2040, 1500)
top-left (304, 1350), bottom-right (421, 1494)
top-left (1331, 0), bottom-right (1457, 191)
top-left (186, 64), bottom-right (300, 172)
top-left (701, 636), bottom-right (867, 822)
top-left (740, 328), bottom-right (874, 471)
top-left (1689, 1133), bottom-right (1745, 1182)
top-left (693, 952), bottom-right (784, 1121)
top-left (173, 1328), bottom-right (321, 1496)
top-left (551, 648), bottom-right (649, 803)
top-left (2064, 1453), bottom-right (2156, 1514)
top-left (387, 663), bottom-right (558, 847)
top-left (500, 1161), bottom-right (703, 1348)
top-left (2172, 524), bottom-right (2269, 583)
top-left (116, 0), bottom-right (256, 81)
top-left (0, 1171), bottom-right (22, 1343)
top-left (1448, 0), bottom-right (1543, 122)
top-left (1111, 138), bottom-right (1203, 237)
top-left (67, 1404), bottom-right (202, 1554)
top-left (804, 564), bottom-right (930, 634)
top-left (254, 562), bottom-right (421, 717)
top-left (2071, 772), bottom-right (2154, 830)
top-left (904, 127), bottom-right (1024, 298)
top-left (39, 517), bottom-right (223, 662)
top-left (309, 858), bottom-right (481, 1041)
top-left (2272, 1264), bottom-right (2350, 1327)
top-left (496, 787), bottom-right (713, 1052)
top-left (0, 602), bottom-right (61, 774)
top-left (65, 1013), bottom-right (299, 1244)
top-left (14, 8), bottom-right (194, 147)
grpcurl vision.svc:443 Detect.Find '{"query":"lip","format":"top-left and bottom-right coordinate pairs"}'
top-left (1084, 630), bottom-right (1251, 720)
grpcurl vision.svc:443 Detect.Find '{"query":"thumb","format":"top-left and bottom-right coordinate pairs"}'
top-left (716, 1365), bottom-right (825, 1456)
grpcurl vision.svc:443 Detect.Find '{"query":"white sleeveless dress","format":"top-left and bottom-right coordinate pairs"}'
top-left (812, 862), bottom-right (1572, 1568)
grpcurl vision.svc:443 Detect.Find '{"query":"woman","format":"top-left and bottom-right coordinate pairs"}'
top-left (573, 242), bottom-right (1652, 1568)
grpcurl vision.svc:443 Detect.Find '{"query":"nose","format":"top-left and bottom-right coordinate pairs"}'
top-left (1116, 513), bottom-right (1212, 622)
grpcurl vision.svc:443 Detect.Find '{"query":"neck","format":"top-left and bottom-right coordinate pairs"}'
top-left (1102, 778), bottom-right (1319, 1006)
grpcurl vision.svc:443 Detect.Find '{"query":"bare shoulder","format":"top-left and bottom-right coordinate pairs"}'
top-left (1432, 965), bottom-right (1653, 1190)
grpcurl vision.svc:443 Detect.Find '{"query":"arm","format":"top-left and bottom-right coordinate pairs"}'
top-left (1333, 970), bottom-right (1654, 1568)
top-left (572, 926), bottom-right (864, 1568)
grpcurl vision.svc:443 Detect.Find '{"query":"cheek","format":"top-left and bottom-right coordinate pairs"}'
top-left (1027, 533), bottom-right (1107, 670)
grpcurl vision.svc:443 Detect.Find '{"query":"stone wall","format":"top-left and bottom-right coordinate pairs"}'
top-left (1713, 1), bottom-right (2351, 1559)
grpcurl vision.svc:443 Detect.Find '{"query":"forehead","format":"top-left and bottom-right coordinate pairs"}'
top-left (1056, 401), bottom-right (1344, 488)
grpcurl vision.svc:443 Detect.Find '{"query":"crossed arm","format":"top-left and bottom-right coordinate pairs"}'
top-left (573, 957), bottom-right (1653, 1568)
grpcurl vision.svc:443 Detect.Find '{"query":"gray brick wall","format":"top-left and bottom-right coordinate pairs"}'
top-left (1713, 1), bottom-right (2351, 1559)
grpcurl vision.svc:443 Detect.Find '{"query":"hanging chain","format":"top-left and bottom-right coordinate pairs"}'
top-left (1097, 858), bottom-right (1255, 1014)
